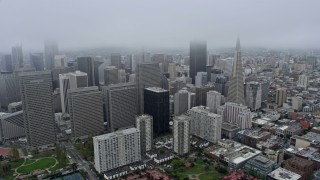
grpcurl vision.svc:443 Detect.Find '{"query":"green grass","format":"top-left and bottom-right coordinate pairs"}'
top-left (199, 172), bottom-right (225, 180)
top-left (2, 172), bottom-right (15, 180)
top-left (17, 157), bottom-right (56, 174)
top-left (24, 158), bottom-right (36, 165)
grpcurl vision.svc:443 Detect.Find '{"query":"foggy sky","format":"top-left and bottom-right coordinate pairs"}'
top-left (1, 0), bottom-right (320, 52)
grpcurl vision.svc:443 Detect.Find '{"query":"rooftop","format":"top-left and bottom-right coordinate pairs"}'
top-left (222, 122), bottom-right (240, 131)
top-left (268, 167), bottom-right (301, 180)
top-left (145, 87), bottom-right (168, 93)
top-left (93, 128), bottom-right (139, 141)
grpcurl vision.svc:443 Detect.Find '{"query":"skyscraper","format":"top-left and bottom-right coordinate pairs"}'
top-left (93, 128), bottom-right (141, 173)
top-left (245, 81), bottom-right (262, 111)
top-left (228, 37), bottom-right (245, 105)
top-left (110, 53), bottom-right (122, 69)
top-left (144, 87), bottom-right (169, 137)
top-left (195, 85), bottom-right (214, 106)
top-left (136, 114), bottom-right (153, 153)
top-left (215, 75), bottom-right (228, 96)
top-left (173, 115), bottom-right (190, 155)
top-left (77, 57), bottom-right (95, 86)
top-left (195, 72), bottom-right (207, 87)
top-left (44, 41), bottom-right (58, 70)
top-left (275, 88), bottom-right (287, 107)
top-left (19, 71), bottom-right (56, 149)
top-left (189, 106), bottom-right (222, 143)
top-left (54, 55), bottom-right (68, 68)
top-left (307, 56), bottom-right (317, 69)
top-left (103, 83), bottom-right (137, 131)
top-left (217, 102), bottom-right (252, 130)
top-left (0, 73), bottom-right (21, 108)
top-left (207, 91), bottom-right (222, 113)
top-left (0, 54), bottom-right (13, 72)
top-left (168, 63), bottom-right (177, 81)
top-left (136, 63), bottom-right (161, 114)
top-left (104, 66), bottom-right (119, 86)
top-left (11, 45), bottom-right (23, 69)
top-left (174, 89), bottom-right (189, 116)
top-left (190, 41), bottom-right (207, 84)
top-left (30, 53), bottom-right (44, 71)
top-left (68, 86), bottom-right (104, 138)
top-left (59, 71), bottom-right (88, 114)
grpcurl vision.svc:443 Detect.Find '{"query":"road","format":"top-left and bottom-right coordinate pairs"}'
top-left (62, 141), bottom-right (98, 180)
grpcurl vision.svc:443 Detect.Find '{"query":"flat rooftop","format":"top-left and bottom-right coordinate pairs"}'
top-left (268, 167), bottom-right (301, 180)
top-left (145, 87), bottom-right (168, 93)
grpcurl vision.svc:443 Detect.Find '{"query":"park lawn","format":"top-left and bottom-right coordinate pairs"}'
top-left (2, 173), bottom-right (15, 180)
top-left (199, 172), bottom-right (225, 180)
top-left (17, 157), bottom-right (56, 174)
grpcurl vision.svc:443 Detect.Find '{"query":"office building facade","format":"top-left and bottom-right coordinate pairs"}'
top-left (77, 57), bottom-right (95, 86)
top-left (275, 88), bottom-right (287, 107)
top-left (44, 41), bottom-right (58, 70)
top-left (30, 53), bottom-right (44, 71)
top-left (207, 90), bottom-right (222, 113)
top-left (136, 114), bottom-right (153, 153)
top-left (174, 89), bottom-right (189, 116)
top-left (190, 41), bottom-right (207, 84)
top-left (173, 115), bottom-right (191, 155)
top-left (245, 81), bottom-right (262, 111)
top-left (19, 71), bottom-right (56, 149)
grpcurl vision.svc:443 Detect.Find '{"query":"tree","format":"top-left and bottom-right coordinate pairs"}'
top-left (10, 147), bottom-right (19, 160)
top-left (72, 163), bottom-right (78, 172)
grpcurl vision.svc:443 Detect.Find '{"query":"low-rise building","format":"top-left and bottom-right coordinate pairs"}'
top-left (221, 122), bottom-right (240, 139)
top-left (243, 155), bottom-right (279, 180)
top-left (237, 129), bottom-right (271, 148)
top-left (290, 132), bottom-right (320, 148)
top-left (267, 167), bottom-right (301, 180)
top-left (283, 156), bottom-right (314, 180)
top-left (264, 149), bottom-right (284, 165)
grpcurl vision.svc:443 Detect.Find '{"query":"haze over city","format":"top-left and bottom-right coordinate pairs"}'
top-left (1, 0), bottom-right (320, 52)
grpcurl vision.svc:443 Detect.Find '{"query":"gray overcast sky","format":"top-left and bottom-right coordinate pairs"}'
top-left (0, 0), bottom-right (319, 52)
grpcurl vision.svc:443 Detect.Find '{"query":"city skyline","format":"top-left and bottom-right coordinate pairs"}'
top-left (0, 0), bottom-right (320, 52)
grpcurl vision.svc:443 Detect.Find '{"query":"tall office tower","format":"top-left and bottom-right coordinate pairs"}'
top-left (173, 115), bottom-right (190, 155)
top-left (144, 87), bottom-right (169, 137)
top-left (292, 96), bottom-right (303, 111)
top-left (103, 83), bottom-right (137, 131)
top-left (228, 37), bottom-right (245, 105)
top-left (174, 89), bottom-right (189, 116)
top-left (136, 63), bottom-right (161, 114)
top-left (206, 65), bottom-right (213, 82)
top-left (54, 55), bottom-right (68, 68)
top-left (125, 54), bottom-right (133, 70)
top-left (190, 41), bottom-right (207, 84)
top-left (245, 81), bottom-right (262, 111)
top-left (281, 63), bottom-right (290, 76)
top-left (94, 58), bottom-right (104, 87)
top-left (0, 54), bottom-right (13, 72)
top-left (30, 53), bottom-right (44, 71)
top-left (275, 88), bottom-right (287, 107)
top-left (195, 72), bottom-right (207, 87)
top-left (215, 75), bottom-right (228, 97)
top-left (51, 67), bottom-right (74, 90)
top-left (104, 66), bottom-right (119, 85)
top-left (44, 41), bottom-right (58, 70)
top-left (118, 69), bottom-right (126, 83)
top-left (68, 86), bottom-right (104, 138)
top-left (93, 128), bottom-right (141, 173)
top-left (188, 92), bottom-right (196, 109)
top-left (59, 71), bottom-right (88, 114)
top-left (168, 63), bottom-right (177, 80)
top-left (19, 71), bottom-right (56, 149)
top-left (136, 114), bottom-right (153, 153)
top-left (260, 80), bottom-right (269, 103)
top-left (195, 85), bottom-right (214, 106)
top-left (0, 73), bottom-right (21, 109)
top-left (77, 57), bottom-right (95, 86)
top-left (161, 74), bottom-right (169, 90)
top-left (0, 111), bottom-right (25, 143)
top-left (207, 91), bottom-right (222, 113)
top-left (307, 56), bottom-right (317, 69)
top-left (217, 102), bottom-right (252, 130)
top-left (189, 106), bottom-right (222, 143)
top-left (297, 74), bottom-right (309, 88)
top-left (110, 53), bottom-right (122, 69)
top-left (11, 45), bottom-right (23, 69)
top-left (208, 54), bottom-right (220, 66)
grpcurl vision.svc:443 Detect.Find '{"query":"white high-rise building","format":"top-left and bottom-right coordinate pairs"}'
top-left (93, 128), bottom-right (141, 173)
top-left (245, 81), bottom-right (262, 111)
top-left (189, 106), bottom-right (222, 143)
top-left (174, 90), bottom-right (189, 115)
top-left (206, 91), bottom-right (222, 113)
top-left (217, 102), bottom-right (252, 130)
top-left (292, 96), bottom-right (303, 111)
top-left (173, 115), bottom-right (190, 155)
top-left (195, 72), bottom-right (207, 87)
top-left (54, 55), bottom-right (68, 68)
top-left (276, 88), bottom-right (287, 107)
top-left (59, 71), bottom-right (88, 114)
top-left (297, 74), bottom-right (309, 88)
top-left (136, 114), bottom-right (153, 153)
top-left (168, 63), bottom-right (177, 81)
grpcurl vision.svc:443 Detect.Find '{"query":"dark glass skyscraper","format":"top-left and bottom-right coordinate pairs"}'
top-left (190, 41), bottom-right (207, 84)
top-left (144, 87), bottom-right (169, 137)
top-left (77, 57), bottom-right (95, 86)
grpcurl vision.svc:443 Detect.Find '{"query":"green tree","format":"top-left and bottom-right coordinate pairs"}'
top-left (72, 163), bottom-right (78, 172)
